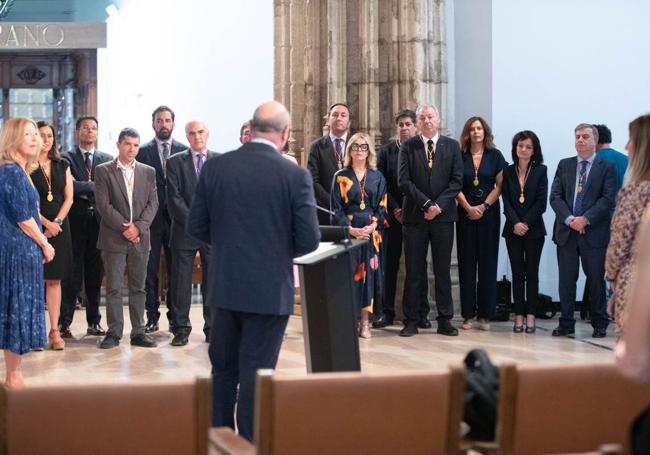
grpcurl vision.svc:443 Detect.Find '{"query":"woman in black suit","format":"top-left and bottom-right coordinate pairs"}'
top-left (502, 130), bottom-right (547, 333)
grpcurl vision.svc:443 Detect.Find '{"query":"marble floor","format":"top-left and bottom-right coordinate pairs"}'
top-left (3, 304), bottom-right (615, 386)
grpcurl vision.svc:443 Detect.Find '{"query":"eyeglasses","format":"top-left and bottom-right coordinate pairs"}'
top-left (350, 143), bottom-right (369, 151)
top-left (79, 126), bottom-right (98, 131)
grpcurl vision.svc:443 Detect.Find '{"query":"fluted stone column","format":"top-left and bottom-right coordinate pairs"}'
top-left (275, 0), bottom-right (459, 316)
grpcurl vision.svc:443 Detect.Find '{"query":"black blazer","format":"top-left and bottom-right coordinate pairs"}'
top-left (136, 138), bottom-right (187, 225)
top-left (549, 155), bottom-right (616, 248)
top-left (187, 142), bottom-right (320, 316)
top-left (397, 135), bottom-right (463, 224)
top-left (166, 149), bottom-right (219, 250)
top-left (306, 135), bottom-right (348, 223)
top-left (377, 140), bottom-right (403, 223)
top-left (501, 163), bottom-right (548, 239)
top-left (61, 146), bottom-right (113, 220)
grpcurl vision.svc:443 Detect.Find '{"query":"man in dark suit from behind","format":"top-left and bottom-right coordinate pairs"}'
top-left (136, 105), bottom-right (187, 334)
top-left (306, 102), bottom-right (351, 224)
top-left (166, 120), bottom-right (218, 346)
top-left (188, 101), bottom-right (320, 441)
top-left (398, 104), bottom-right (463, 337)
top-left (374, 109), bottom-right (419, 328)
top-left (60, 116), bottom-right (113, 338)
top-left (550, 123), bottom-right (616, 338)
top-left (94, 128), bottom-right (159, 349)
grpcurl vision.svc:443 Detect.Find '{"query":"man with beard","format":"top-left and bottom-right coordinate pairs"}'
top-left (307, 103), bottom-right (351, 225)
top-left (136, 106), bottom-right (187, 334)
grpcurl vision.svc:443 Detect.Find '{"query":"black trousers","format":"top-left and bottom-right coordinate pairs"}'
top-left (402, 221), bottom-right (454, 324)
top-left (60, 212), bottom-right (103, 327)
top-left (170, 247), bottom-right (210, 336)
top-left (557, 231), bottom-right (608, 329)
top-left (456, 212), bottom-right (501, 320)
top-left (505, 235), bottom-right (545, 316)
top-left (209, 308), bottom-right (288, 442)
top-left (145, 215), bottom-right (174, 324)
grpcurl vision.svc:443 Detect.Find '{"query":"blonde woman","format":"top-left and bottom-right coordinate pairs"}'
top-left (606, 114), bottom-right (650, 337)
top-left (31, 121), bottom-right (73, 350)
top-left (330, 132), bottom-right (388, 338)
top-left (0, 117), bottom-right (55, 388)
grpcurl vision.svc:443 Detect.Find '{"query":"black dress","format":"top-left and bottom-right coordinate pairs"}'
top-left (31, 159), bottom-right (72, 280)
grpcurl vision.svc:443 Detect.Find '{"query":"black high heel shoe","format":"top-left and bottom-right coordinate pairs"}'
top-left (513, 325), bottom-right (524, 333)
top-left (525, 325), bottom-right (536, 333)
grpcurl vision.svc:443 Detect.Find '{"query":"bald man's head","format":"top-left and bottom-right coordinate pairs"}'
top-left (250, 101), bottom-right (291, 150)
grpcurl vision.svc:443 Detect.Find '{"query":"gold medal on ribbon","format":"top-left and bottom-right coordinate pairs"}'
top-left (519, 194), bottom-right (525, 204)
top-left (360, 201), bottom-right (366, 210)
top-left (428, 159), bottom-right (432, 169)
top-left (338, 161), bottom-right (343, 170)
top-left (577, 185), bottom-right (583, 193)
top-left (473, 178), bottom-right (479, 187)
top-left (47, 192), bottom-right (54, 202)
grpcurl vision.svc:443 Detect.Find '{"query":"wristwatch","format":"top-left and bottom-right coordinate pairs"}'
top-left (482, 202), bottom-right (490, 211)
top-left (54, 218), bottom-right (63, 226)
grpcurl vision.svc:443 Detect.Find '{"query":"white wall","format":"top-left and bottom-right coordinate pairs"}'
top-left (97, 0), bottom-right (273, 155)
top-left (454, 0), bottom-right (650, 298)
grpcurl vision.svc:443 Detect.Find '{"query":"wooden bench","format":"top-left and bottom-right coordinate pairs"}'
top-left (0, 378), bottom-right (211, 455)
top-left (492, 363), bottom-right (650, 454)
top-left (210, 367), bottom-right (465, 455)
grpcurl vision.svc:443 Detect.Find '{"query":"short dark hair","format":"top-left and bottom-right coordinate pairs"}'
top-left (593, 124), bottom-right (612, 144)
top-left (75, 116), bottom-right (98, 130)
top-left (328, 102), bottom-right (351, 116)
top-left (118, 127), bottom-right (140, 143)
top-left (152, 105), bottom-right (175, 122)
top-left (511, 130), bottom-right (543, 165)
top-left (36, 121), bottom-right (60, 160)
top-left (394, 109), bottom-right (416, 124)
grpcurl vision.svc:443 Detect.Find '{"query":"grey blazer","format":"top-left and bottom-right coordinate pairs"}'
top-left (95, 159), bottom-right (159, 253)
top-left (166, 149), bottom-right (219, 250)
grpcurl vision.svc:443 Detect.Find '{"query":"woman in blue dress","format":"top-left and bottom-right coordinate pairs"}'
top-left (331, 132), bottom-right (388, 339)
top-left (0, 117), bottom-right (55, 388)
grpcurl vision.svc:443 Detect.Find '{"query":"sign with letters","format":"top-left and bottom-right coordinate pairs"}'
top-left (0, 22), bottom-right (106, 49)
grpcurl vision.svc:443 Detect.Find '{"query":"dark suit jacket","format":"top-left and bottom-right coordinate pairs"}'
top-left (377, 140), bottom-right (403, 223)
top-left (306, 135), bottom-right (348, 224)
top-left (188, 141), bottom-right (320, 315)
top-left (136, 138), bottom-right (186, 226)
top-left (61, 147), bottom-right (113, 220)
top-left (550, 155), bottom-right (616, 248)
top-left (94, 159), bottom-right (159, 253)
top-left (166, 149), bottom-right (219, 250)
top-left (502, 163), bottom-right (548, 239)
top-left (398, 135), bottom-right (463, 224)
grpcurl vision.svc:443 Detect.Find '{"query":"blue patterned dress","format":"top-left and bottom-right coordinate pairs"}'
top-left (0, 163), bottom-right (46, 354)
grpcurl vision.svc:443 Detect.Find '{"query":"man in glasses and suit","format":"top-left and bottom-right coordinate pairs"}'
top-left (166, 120), bottom-right (218, 346)
top-left (136, 105), bottom-right (187, 334)
top-left (60, 116), bottom-right (112, 338)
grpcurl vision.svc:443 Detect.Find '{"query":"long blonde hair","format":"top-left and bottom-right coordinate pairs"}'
top-left (0, 117), bottom-right (41, 169)
top-left (627, 114), bottom-right (650, 184)
top-left (343, 132), bottom-right (377, 169)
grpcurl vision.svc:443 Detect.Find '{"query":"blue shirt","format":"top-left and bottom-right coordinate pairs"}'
top-left (597, 147), bottom-right (628, 196)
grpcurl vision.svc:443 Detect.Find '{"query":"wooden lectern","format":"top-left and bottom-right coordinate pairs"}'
top-left (294, 236), bottom-right (366, 373)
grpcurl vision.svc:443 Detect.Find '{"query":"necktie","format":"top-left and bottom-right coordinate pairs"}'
top-left (162, 142), bottom-right (170, 161)
top-left (84, 152), bottom-right (92, 179)
top-left (335, 138), bottom-right (343, 168)
top-left (196, 153), bottom-right (205, 176)
top-left (427, 139), bottom-right (434, 169)
top-left (573, 160), bottom-right (589, 216)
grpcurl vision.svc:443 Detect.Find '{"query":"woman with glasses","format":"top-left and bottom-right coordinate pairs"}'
top-left (331, 132), bottom-right (388, 338)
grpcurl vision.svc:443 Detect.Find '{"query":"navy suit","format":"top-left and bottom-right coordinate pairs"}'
top-left (166, 149), bottom-right (218, 337)
top-left (188, 140), bottom-right (320, 441)
top-left (550, 155), bottom-right (616, 329)
top-left (307, 135), bottom-right (347, 225)
top-left (136, 138), bottom-right (186, 325)
top-left (60, 147), bottom-right (113, 329)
